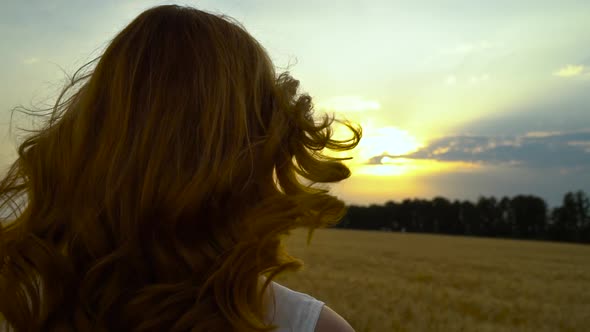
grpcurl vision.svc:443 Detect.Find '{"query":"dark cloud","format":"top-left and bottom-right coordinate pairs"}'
top-left (368, 130), bottom-right (590, 168)
top-left (454, 83), bottom-right (590, 136)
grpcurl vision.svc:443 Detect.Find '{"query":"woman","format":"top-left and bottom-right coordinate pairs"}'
top-left (0, 4), bottom-right (360, 332)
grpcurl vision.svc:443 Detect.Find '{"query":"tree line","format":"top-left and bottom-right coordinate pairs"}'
top-left (334, 190), bottom-right (590, 244)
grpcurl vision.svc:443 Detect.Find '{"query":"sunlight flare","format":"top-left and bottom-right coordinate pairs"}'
top-left (353, 159), bottom-right (481, 177)
top-left (355, 123), bottom-right (423, 162)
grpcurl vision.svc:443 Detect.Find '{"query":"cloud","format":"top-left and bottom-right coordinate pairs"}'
top-left (424, 40), bottom-right (512, 70)
top-left (367, 130), bottom-right (590, 168)
top-left (315, 96), bottom-right (380, 112)
top-left (469, 74), bottom-right (489, 84)
top-left (553, 64), bottom-right (586, 77)
top-left (445, 75), bottom-right (456, 86)
top-left (445, 74), bottom-right (490, 86)
top-left (568, 140), bottom-right (590, 153)
top-left (455, 83), bottom-right (590, 136)
top-left (22, 57), bottom-right (40, 64)
top-left (440, 40), bottom-right (496, 56)
top-left (524, 131), bottom-right (562, 138)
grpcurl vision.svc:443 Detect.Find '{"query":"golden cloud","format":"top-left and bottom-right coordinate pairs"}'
top-left (553, 65), bottom-right (585, 77)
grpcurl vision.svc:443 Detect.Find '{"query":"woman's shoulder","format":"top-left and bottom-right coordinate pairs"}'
top-left (265, 280), bottom-right (354, 332)
top-left (314, 305), bottom-right (355, 332)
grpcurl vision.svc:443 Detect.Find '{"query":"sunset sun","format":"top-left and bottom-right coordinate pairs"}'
top-left (356, 126), bottom-right (422, 160)
top-left (328, 120), bottom-right (428, 176)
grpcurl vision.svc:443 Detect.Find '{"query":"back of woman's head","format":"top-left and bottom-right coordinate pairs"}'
top-left (0, 4), bottom-right (361, 331)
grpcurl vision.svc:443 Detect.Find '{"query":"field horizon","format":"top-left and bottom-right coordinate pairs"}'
top-left (276, 228), bottom-right (590, 331)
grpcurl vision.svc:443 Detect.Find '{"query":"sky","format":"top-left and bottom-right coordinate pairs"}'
top-left (0, 0), bottom-right (589, 208)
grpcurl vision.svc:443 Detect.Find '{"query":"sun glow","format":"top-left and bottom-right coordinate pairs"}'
top-left (353, 159), bottom-right (481, 177)
top-left (323, 116), bottom-right (484, 177)
top-left (329, 119), bottom-right (423, 158)
top-left (326, 119), bottom-right (438, 176)
top-left (356, 126), bottom-right (423, 160)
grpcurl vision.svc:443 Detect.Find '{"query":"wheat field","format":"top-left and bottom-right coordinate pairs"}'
top-left (275, 228), bottom-right (590, 332)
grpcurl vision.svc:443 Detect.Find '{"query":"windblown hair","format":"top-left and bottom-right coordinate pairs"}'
top-left (0, 4), bottom-right (361, 332)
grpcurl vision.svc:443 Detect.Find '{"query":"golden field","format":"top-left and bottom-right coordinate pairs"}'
top-left (275, 228), bottom-right (590, 332)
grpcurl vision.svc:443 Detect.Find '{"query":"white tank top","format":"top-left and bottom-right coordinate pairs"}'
top-left (264, 281), bottom-right (326, 332)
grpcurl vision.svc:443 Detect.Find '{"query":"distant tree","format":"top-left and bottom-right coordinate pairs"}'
top-left (574, 191), bottom-right (590, 243)
top-left (550, 207), bottom-right (568, 241)
top-left (432, 197), bottom-right (453, 234)
top-left (336, 191), bottom-right (586, 244)
top-left (459, 201), bottom-right (478, 235)
top-left (384, 201), bottom-right (399, 231)
top-left (511, 195), bottom-right (547, 239)
top-left (397, 199), bottom-right (415, 232)
top-left (339, 205), bottom-right (362, 229)
top-left (498, 196), bottom-right (515, 237)
top-left (335, 205), bottom-right (351, 228)
top-left (551, 192), bottom-right (581, 241)
top-left (450, 200), bottom-right (464, 235)
top-left (476, 196), bottom-right (500, 237)
top-left (367, 204), bottom-right (389, 230)
top-left (415, 199), bottom-right (434, 233)
top-left (551, 191), bottom-right (590, 242)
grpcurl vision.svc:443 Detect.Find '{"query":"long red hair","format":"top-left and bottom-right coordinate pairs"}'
top-left (0, 5), bottom-right (361, 331)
